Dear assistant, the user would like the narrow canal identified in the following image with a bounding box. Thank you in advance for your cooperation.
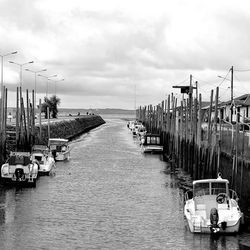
[0,117,249,250]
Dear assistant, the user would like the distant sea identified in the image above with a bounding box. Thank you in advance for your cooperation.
[101,113,136,120]
[58,108,136,121]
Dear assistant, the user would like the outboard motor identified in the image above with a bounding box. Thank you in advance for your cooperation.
[210,208,219,233]
[15,168,25,182]
[52,150,57,160]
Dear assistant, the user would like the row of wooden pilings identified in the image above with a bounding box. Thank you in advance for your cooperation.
[137,90,218,179]
[0,86,44,164]
[136,87,250,222]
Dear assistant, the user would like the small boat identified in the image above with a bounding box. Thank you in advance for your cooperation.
[141,133,163,153]
[137,126,147,138]
[1,152,39,187]
[48,138,70,161]
[31,145,55,175]
[184,174,243,234]
[128,120,136,130]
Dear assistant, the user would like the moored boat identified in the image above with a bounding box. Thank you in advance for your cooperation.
[1,152,39,187]
[184,174,243,234]
[48,138,70,161]
[31,145,55,175]
[141,133,163,153]
[137,125,147,138]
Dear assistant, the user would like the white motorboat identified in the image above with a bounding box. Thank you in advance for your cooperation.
[128,120,136,130]
[1,152,39,187]
[141,133,163,153]
[48,138,70,161]
[31,145,55,175]
[184,174,243,234]
[137,126,147,138]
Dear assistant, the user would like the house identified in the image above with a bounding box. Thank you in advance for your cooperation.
[202,94,250,124]
[220,94,250,123]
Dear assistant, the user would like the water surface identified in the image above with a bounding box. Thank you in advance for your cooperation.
[0,118,249,249]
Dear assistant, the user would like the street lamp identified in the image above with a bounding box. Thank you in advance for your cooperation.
[9,60,34,89]
[25,68,47,108]
[0,51,17,95]
[0,51,17,131]
[217,75,231,81]
[52,78,64,96]
[38,74,57,97]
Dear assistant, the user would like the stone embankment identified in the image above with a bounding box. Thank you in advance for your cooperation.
[36,115,105,145]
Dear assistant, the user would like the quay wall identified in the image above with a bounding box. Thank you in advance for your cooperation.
[3,115,105,159]
[36,115,105,145]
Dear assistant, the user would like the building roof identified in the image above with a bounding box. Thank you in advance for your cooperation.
[201,94,250,110]
[221,94,250,107]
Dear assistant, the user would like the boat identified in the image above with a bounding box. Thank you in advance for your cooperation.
[1,152,39,186]
[128,120,136,130]
[141,133,163,153]
[184,174,243,234]
[137,125,147,138]
[31,145,55,175]
[48,138,70,161]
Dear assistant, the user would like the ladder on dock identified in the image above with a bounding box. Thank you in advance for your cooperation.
[6,128,16,153]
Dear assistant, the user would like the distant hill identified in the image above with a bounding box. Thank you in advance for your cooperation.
[58,108,136,116]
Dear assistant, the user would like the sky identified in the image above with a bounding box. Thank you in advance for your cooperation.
[1,0,250,109]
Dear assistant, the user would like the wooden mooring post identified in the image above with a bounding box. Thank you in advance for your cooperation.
[0,87,37,164]
[0,87,7,164]
[137,87,238,181]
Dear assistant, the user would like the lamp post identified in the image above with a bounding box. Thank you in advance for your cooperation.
[0,51,17,132]
[52,78,64,96]
[38,74,57,98]
[25,68,47,109]
[9,60,34,89]
[218,71,234,121]
[0,51,17,95]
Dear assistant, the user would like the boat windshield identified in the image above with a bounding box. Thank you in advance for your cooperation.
[194,182,210,196]
[50,145,66,152]
[146,136,161,145]
[32,145,49,153]
[194,181,227,196]
[211,182,227,195]
[8,155,31,166]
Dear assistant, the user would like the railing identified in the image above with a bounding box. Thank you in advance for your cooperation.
[229,189,239,200]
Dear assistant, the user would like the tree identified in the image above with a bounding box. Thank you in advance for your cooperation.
[41,95,61,119]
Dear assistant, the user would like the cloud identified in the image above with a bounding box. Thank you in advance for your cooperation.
[2,0,250,109]
[0,0,48,33]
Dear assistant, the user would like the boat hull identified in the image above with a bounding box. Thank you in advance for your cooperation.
[55,151,70,161]
[185,216,241,234]
[38,164,54,175]
[0,176,37,186]
[142,145,163,153]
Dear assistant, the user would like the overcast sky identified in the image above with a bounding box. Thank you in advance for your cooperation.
[1,0,250,109]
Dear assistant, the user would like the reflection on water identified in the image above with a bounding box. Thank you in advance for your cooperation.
[0,118,249,250]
